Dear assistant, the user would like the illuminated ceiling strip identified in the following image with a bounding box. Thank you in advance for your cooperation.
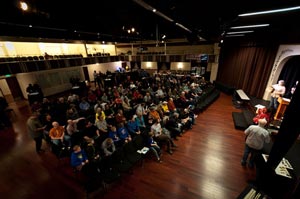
[225,34,245,37]
[175,23,192,33]
[230,24,269,29]
[239,6,300,17]
[227,30,254,34]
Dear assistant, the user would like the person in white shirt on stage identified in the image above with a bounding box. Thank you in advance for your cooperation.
[268,80,286,110]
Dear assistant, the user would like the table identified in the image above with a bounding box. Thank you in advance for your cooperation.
[236,89,250,101]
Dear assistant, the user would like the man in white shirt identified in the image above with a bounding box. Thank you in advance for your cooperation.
[268,80,286,110]
[241,118,270,168]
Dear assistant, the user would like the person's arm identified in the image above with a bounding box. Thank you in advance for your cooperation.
[244,126,251,136]
[96,129,100,137]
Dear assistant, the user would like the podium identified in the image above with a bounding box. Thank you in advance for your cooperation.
[274,97,290,120]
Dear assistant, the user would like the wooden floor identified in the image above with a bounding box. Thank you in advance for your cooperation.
[0,92,256,199]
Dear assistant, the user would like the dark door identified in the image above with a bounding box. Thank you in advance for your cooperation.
[82,66,90,82]
[6,76,23,101]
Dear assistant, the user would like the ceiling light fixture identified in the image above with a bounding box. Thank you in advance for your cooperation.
[230,24,270,29]
[239,6,300,17]
[20,1,28,11]
[226,30,254,35]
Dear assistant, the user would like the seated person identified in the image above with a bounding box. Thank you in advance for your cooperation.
[148,106,161,124]
[66,117,85,145]
[101,138,116,157]
[71,145,99,180]
[49,121,71,149]
[71,145,89,171]
[147,131,162,163]
[95,115,108,135]
[126,114,141,137]
[79,97,91,114]
[108,125,122,147]
[82,120,100,143]
[136,102,148,116]
[180,108,193,130]
[103,103,115,126]
[135,112,147,133]
[83,138,101,163]
[151,119,176,155]
[115,109,127,125]
[161,101,170,115]
[165,114,182,140]
[167,97,178,113]
[117,122,132,144]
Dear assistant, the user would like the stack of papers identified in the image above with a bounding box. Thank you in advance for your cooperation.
[137,147,149,154]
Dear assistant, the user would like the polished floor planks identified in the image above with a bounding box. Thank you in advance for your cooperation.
[0,92,256,199]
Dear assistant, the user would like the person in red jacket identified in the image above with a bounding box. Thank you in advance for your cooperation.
[253,107,270,124]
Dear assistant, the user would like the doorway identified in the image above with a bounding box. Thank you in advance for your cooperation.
[6,77,23,101]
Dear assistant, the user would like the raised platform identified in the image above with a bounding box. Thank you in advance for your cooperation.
[232,110,255,130]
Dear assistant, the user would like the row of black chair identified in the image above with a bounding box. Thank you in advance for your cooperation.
[0,54,83,63]
[51,133,147,194]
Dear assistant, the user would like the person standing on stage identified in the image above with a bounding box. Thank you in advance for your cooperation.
[268,80,286,110]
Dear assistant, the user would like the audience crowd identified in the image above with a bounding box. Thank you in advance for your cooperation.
[28,69,215,190]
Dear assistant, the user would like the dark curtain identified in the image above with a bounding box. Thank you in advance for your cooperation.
[217,42,278,98]
[278,55,300,98]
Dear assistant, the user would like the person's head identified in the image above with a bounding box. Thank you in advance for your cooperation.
[96,107,102,113]
[106,138,113,145]
[258,118,267,127]
[52,121,59,128]
[173,112,179,118]
[152,119,158,124]
[149,131,154,137]
[58,97,64,103]
[31,110,40,118]
[149,106,156,111]
[73,145,81,152]
[45,114,52,121]
[110,125,116,132]
[278,80,285,86]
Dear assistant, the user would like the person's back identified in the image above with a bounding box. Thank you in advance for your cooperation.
[245,124,270,150]
[241,118,270,167]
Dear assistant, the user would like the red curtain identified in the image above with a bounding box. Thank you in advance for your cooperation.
[217,42,278,98]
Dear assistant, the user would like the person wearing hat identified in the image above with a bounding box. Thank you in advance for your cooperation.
[241,118,270,168]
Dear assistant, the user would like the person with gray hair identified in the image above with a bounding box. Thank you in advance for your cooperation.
[241,118,270,168]
[268,80,286,110]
